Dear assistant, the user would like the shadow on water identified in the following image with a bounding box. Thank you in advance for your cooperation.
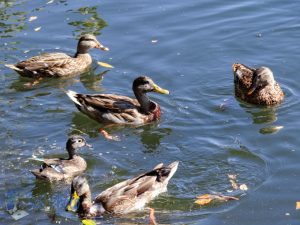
[238,102,278,124]
[68,5,107,36]
[133,124,172,152]
[9,68,110,92]
[0,1,27,38]
[70,112,172,151]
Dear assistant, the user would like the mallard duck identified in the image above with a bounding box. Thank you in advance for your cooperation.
[232,63,284,105]
[66,161,179,217]
[31,135,91,182]
[66,76,170,125]
[5,34,109,78]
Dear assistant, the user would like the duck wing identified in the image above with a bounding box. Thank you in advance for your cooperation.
[67,91,145,124]
[16,53,72,70]
[94,162,179,213]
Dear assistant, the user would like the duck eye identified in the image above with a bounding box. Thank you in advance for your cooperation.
[78,139,82,143]
[140,81,149,85]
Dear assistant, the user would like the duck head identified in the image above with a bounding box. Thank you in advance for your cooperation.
[77,34,109,54]
[132,76,169,95]
[66,135,91,158]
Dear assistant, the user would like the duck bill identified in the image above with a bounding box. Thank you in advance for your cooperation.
[153,83,169,95]
[232,63,239,72]
[247,83,257,95]
[85,143,93,148]
[66,191,80,212]
[96,42,109,51]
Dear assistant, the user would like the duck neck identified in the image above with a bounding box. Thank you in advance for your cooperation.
[75,44,91,57]
[134,89,152,113]
[79,192,93,215]
[66,143,77,159]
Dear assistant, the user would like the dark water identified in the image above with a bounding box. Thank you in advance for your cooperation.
[1,0,300,224]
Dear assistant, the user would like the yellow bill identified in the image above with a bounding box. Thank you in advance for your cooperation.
[152,83,169,95]
[96,42,109,51]
[82,219,96,225]
[66,191,80,212]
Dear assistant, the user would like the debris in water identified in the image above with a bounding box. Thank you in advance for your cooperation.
[28,16,37,22]
[34,27,41,32]
[195,194,239,205]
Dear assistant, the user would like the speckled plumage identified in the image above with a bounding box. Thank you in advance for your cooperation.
[232,63,284,105]
[5,34,108,78]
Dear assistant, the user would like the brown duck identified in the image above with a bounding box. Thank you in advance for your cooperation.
[66,76,170,125]
[31,135,91,182]
[5,34,109,78]
[66,161,179,217]
[232,63,284,105]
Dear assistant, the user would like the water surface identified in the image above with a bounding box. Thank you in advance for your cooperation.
[1,0,300,224]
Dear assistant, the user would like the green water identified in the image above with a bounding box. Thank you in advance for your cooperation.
[1,0,300,224]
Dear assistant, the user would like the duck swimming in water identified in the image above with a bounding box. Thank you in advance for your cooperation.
[66,76,170,125]
[232,63,284,105]
[66,161,179,217]
[31,135,91,182]
[5,34,109,78]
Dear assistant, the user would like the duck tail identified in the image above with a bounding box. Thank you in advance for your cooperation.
[154,161,179,184]
[164,161,179,183]
[66,90,82,106]
[5,64,22,72]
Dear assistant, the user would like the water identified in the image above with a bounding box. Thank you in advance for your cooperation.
[1,0,300,224]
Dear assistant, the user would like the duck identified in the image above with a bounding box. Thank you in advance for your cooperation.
[232,63,284,105]
[66,161,179,217]
[5,34,109,78]
[31,135,91,182]
[66,76,170,125]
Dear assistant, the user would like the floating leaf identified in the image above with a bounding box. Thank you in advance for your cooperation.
[97,61,114,68]
[194,194,213,205]
[296,202,300,210]
[259,126,284,134]
[195,194,238,206]
[34,27,41,32]
[82,219,96,225]
[28,16,37,22]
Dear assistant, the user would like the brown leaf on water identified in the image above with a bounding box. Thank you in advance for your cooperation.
[195,194,239,205]
[296,202,300,210]
[194,194,213,205]
[97,61,114,69]
[28,16,37,22]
